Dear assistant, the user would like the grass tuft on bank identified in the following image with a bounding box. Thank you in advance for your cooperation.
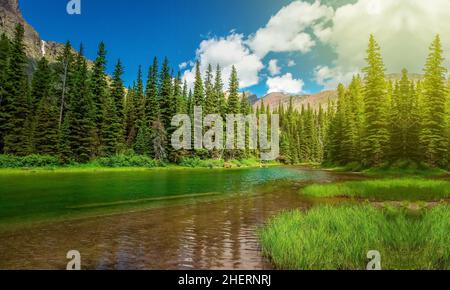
[259,205,450,270]
[301,178,450,201]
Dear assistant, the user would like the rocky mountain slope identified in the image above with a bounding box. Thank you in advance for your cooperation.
[251,73,425,112]
[0,0,66,69]
[252,90,337,112]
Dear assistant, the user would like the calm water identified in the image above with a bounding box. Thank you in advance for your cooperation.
[0,167,359,270]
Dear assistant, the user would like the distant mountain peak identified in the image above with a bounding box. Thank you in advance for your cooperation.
[252,90,337,111]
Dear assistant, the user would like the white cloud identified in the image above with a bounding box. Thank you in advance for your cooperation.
[319,0,450,86]
[287,60,296,67]
[266,73,304,94]
[183,0,450,94]
[268,59,281,76]
[314,65,358,90]
[182,33,264,90]
[248,1,334,58]
[178,62,188,70]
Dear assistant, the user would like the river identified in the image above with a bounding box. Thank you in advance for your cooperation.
[0,167,360,270]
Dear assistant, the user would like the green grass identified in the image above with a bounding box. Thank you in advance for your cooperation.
[259,205,450,270]
[363,167,447,177]
[301,178,450,201]
[0,157,278,175]
[322,160,448,177]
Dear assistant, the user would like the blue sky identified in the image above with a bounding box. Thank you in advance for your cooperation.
[19,0,450,96]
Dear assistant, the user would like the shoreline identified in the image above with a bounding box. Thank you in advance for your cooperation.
[0,163,281,175]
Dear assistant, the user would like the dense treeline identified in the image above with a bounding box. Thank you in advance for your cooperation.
[278,35,450,169]
[0,24,253,165]
[0,24,449,169]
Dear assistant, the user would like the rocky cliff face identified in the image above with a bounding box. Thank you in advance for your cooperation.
[0,0,65,69]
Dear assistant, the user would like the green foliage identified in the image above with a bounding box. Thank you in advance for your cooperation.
[301,178,450,201]
[420,35,448,167]
[227,66,240,114]
[111,60,125,120]
[179,157,225,168]
[0,32,448,169]
[64,45,95,163]
[362,35,390,166]
[145,57,159,123]
[2,24,32,156]
[192,61,204,107]
[325,35,450,169]
[260,205,450,270]
[0,154,60,168]
[95,154,159,168]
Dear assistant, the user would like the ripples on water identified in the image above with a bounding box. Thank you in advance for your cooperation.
[0,167,358,270]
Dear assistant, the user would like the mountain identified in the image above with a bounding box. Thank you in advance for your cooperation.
[251,73,425,112]
[0,0,68,69]
[252,90,337,112]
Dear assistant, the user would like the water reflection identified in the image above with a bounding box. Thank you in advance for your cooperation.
[0,168,360,270]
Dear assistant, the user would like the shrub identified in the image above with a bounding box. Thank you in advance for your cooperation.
[0,155,61,168]
[96,154,159,168]
[179,157,224,168]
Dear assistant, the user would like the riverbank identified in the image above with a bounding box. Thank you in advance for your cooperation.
[259,205,450,270]
[323,164,449,177]
[0,159,279,175]
[259,176,450,270]
[300,178,450,201]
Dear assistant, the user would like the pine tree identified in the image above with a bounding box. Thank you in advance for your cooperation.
[135,66,145,129]
[124,83,138,147]
[204,64,215,114]
[227,66,240,114]
[193,61,204,107]
[56,41,74,129]
[362,35,390,166]
[31,58,52,112]
[347,75,364,162]
[90,42,108,125]
[134,120,151,156]
[158,57,177,161]
[145,57,159,123]
[389,69,420,162]
[175,77,187,114]
[214,64,226,117]
[111,60,125,120]
[420,35,448,167]
[65,45,95,162]
[0,33,10,108]
[31,57,59,154]
[0,33,10,152]
[159,57,176,130]
[178,80,188,114]
[89,42,109,156]
[34,92,59,155]
[152,118,167,161]
[108,60,126,151]
[101,95,122,156]
[3,24,32,156]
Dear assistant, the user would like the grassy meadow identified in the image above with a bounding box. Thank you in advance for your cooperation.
[300,178,450,201]
[259,205,450,270]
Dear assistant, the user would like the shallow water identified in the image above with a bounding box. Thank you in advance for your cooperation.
[0,167,360,270]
